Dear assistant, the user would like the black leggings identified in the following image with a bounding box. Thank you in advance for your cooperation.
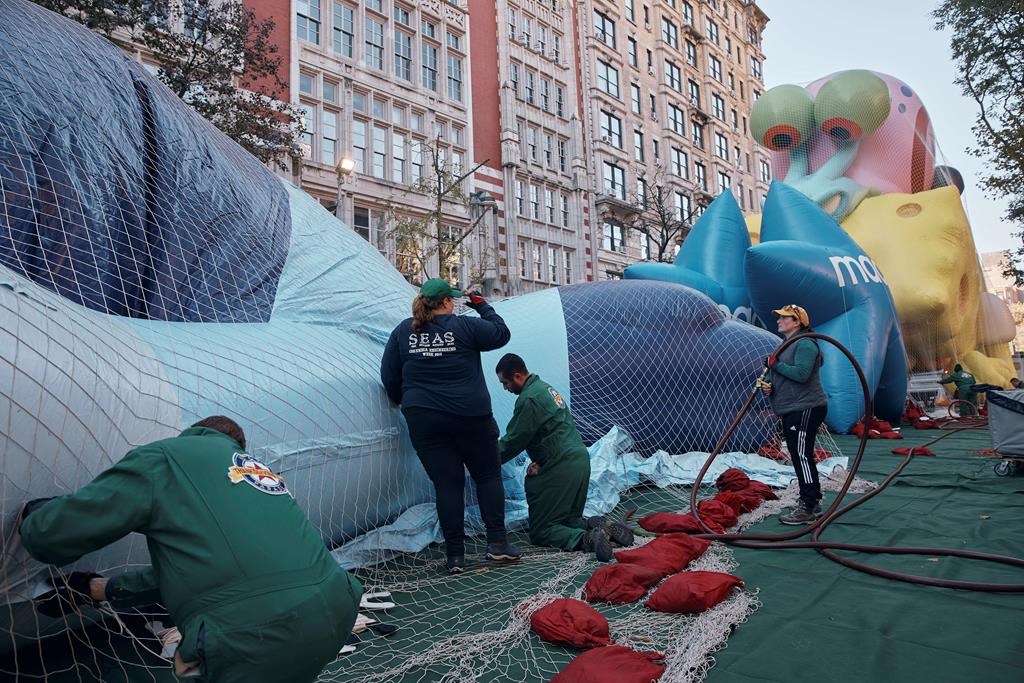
[402,407,507,556]
[781,405,828,509]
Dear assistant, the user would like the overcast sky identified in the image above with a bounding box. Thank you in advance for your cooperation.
[757,0,1015,254]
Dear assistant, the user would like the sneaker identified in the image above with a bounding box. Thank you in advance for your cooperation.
[446,555,466,574]
[779,504,821,526]
[484,542,522,562]
[580,527,614,562]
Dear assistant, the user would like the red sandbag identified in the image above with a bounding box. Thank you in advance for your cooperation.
[584,563,665,605]
[891,446,935,457]
[715,467,750,492]
[645,571,744,614]
[550,645,665,683]
[713,490,762,514]
[697,499,739,528]
[851,418,902,440]
[530,598,611,649]
[742,480,779,501]
[637,512,724,535]
[614,534,711,576]
[912,418,940,430]
[879,430,903,439]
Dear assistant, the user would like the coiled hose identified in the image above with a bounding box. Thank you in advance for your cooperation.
[688,332,1024,592]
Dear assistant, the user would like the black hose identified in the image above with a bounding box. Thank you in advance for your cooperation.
[687,333,1024,592]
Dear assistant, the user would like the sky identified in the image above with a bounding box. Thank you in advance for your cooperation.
[757,0,1016,254]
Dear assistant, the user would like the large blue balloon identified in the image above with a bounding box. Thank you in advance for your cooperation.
[746,182,908,431]
[624,191,755,324]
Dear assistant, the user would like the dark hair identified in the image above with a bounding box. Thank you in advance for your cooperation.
[954,363,963,372]
[495,353,528,378]
[192,415,246,450]
[412,294,448,333]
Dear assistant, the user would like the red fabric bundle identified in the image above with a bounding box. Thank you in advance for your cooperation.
[550,646,665,683]
[742,480,779,501]
[715,467,750,492]
[637,512,724,535]
[614,534,711,576]
[757,438,833,462]
[713,490,762,514]
[891,446,935,457]
[912,418,940,430]
[584,563,665,605]
[851,418,903,440]
[530,598,611,649]
[696,498,739,528]
[645,571,744,614]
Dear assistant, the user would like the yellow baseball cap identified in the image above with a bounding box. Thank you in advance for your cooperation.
[772,304,810,327]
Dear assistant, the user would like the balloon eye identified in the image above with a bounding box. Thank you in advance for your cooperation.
[821,117,863,142]
[764,124,802,151]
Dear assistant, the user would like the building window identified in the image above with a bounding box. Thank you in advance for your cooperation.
[751,57,763,81]
[365,0,382,12]
[394,30,412,80]
[652,138,660,161]
[556,86,566,117]
[606,270,623,281]
[299,73,315,96]
[671,147,688,178]
[602,220,626,252]
[364,17,384,69]
[538,25,547,53]
[558,139,568,172]
[546,189,556,223]
[333,2,353,56]
[422,43,438,90]
[533,243,542,279]
[599,111,622,148]
[323,81,337,103]
[683,1,693,25]
[298,104,314,158]
[422,18,435,38]
[634,130,644,162]
[636,177,646,205]
[447,31,462,51]
[691,121,704,149]
[688,79,701,107]
[351,118,366,172]
[706,18,719,44]
[508,8,517,39]
[712,93,726,120]
[669,104,685,135]
[594,11,616,48]
[510,63,520,96]
[527,127,538,161]
[392,132,405,182]
[353,206,371,241]
[518,241,528,277]
[554,34,562,61]
[715,132,729,160]
[603,162,626,200]
[373,97,386,118]
[541,79,551,111]
[297,0,321,44]
[685,40,697,67]
[530,185,540,219]
[563,249,572,284]
[521,15,531,45]
[625,0,635,22]
[548,246,558,283]
[665,61,682,91]
[447,55,463,101]
[393,4,410,25]
[516,181,526,215]
[628,37,638,67]
[543,134,553,166]
[560,194,569,227]
[525,70,535,104]
[717,171,731,192]
[372,125,386,178]
[322,109,338,164]
[709,55,723,82]
[759,159,771,183]
[661,19,678,48]
[597,60,620,98]
[695,161,706,190]
[631,83,641,114]
[675,191,692,222]
[410,141,423,182]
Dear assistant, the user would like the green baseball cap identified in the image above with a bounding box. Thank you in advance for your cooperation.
[420,278,462,299]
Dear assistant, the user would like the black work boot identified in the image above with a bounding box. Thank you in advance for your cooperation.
[446,555,466,574]
[586,515,634,546]
[580,527,614,562]
[485,541,522,562]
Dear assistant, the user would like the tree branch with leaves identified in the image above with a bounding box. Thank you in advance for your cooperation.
[934,0,1024,285]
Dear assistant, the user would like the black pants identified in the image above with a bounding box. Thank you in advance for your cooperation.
[402,407,507,556]
[780,406,827,509]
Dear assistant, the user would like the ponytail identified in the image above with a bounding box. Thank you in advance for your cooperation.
[412,295,447,333]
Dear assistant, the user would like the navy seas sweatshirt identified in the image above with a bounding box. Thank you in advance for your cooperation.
[380,303,511,416]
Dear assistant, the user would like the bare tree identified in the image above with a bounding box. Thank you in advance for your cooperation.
[381,141,493,285]
[628,172,701,262]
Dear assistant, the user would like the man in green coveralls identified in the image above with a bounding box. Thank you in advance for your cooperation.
[495,354,633,561]
[938,363,978,416]
[19,416,362,683]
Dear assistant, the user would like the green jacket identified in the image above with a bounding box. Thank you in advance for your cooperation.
[498,375,588,466]
[939,369,976,393]
[20,427,353,654]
